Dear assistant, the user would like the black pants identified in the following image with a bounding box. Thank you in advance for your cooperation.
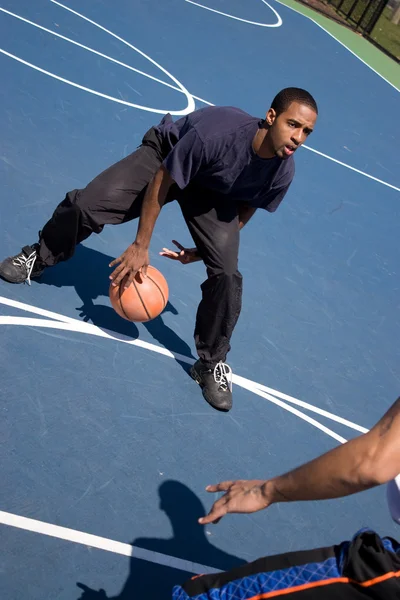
[38,127,242,366]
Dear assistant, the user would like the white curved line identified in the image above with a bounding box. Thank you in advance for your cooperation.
[0,7,210,109]
[234,374,368,433]
[0,315,347,443]
[185,0,282,27]
[0,296,368,442]
[0,8,178,92]
[0,2,194,115]
[0,49,193,115]
[273,0,400,94]
[50,0,194,114]
[238,380,348,443]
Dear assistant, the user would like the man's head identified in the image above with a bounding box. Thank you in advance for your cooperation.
[259,88,318,160]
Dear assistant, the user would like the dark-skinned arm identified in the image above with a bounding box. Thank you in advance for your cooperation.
[200,396,400,524]
[109,165,174,287]
[160,202,257,265]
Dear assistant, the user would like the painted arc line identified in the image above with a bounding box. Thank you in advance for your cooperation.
[0,3,194,116]
[0,314,347,443]
[0,296,368,436]
[0,48,194,115]
[185,0,282,27]
[1,314,350,442]
[0,298,368,433]
[0,510,218,575]
[237,379,348,444]
[1,11,395,189]
[50,0,194,113]
[0,8,179,92]
[0,7,222,108]
[0,314,365,440]
[234,374,369,434]
[0,316,347,444]
[273,0,400,94]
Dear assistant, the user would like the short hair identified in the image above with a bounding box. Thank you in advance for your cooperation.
[271,88,318,116]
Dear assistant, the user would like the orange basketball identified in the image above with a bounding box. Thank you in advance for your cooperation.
[109,265,169,323]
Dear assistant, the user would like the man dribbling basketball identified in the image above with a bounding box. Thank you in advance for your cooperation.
[0,88,318,412]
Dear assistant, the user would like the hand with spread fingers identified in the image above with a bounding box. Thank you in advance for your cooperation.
[160,240,202,265]
[199,479,271,525]
[109,242,149,288]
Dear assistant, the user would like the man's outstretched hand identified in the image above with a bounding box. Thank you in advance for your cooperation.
[109,242,149,288]
[160,240,201,264]
[199,480,271,525]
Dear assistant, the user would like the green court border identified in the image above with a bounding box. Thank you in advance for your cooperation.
[276,0,400,91]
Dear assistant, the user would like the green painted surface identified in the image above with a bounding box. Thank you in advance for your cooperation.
[276,0,400,89]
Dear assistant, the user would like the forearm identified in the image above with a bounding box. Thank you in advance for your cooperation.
[264,397,400,505]
[135,165,173,248]
[264,432,381,505]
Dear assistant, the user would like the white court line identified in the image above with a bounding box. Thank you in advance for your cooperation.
[0,8,178,91]
[237,379,348,443]
[185,93,400,193]
[0,510,218,574]
[185,0,282,27]
[302,145,400,193]
[1,6,398,191]
[0,296,368,442]
[273,0,400,94]
[1,1,195,116]
[0,6,210,109]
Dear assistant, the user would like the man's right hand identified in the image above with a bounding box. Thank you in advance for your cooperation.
[109,242,149,288]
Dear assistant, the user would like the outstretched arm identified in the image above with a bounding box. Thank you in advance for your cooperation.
[200,396,400,524]
[109,166,174,287]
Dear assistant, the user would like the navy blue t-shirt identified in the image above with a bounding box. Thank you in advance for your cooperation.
[155,106,295,212]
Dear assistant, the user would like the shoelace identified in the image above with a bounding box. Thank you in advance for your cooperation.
[12,250,37,286]
[213,361,233,392]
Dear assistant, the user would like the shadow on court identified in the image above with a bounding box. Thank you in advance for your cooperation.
[76,480,245,599]
[37,244,196,371]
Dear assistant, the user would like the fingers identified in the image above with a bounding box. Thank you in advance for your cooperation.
[206,481,235,493]
[172,239,185,251]
[109,263,129,286]
[142,264,148,279]
[197,481,235,526]
[122,270,136,289]
[199,499,227,525]
[109,256,121,268]
[159,248,179,260]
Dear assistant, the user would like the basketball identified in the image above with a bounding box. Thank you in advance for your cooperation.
[109,265,169,322]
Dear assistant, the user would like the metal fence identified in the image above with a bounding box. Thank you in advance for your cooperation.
[320,0,400,62]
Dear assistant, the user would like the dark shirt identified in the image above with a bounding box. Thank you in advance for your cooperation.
[156,106,295,212]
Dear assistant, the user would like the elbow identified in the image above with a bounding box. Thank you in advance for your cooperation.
[356,447,400,488]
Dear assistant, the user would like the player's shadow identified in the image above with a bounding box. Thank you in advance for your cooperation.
[37,244,195,371]
[76,480,245,600]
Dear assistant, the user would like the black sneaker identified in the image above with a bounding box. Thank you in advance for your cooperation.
[190,359,233,412]
[0,245,45,285]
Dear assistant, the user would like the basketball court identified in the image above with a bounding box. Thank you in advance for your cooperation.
[0,1,399,598]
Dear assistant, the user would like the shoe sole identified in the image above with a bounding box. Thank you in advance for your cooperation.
[190,365,232,412]
[0,273,27,284]
[0,268,45,284]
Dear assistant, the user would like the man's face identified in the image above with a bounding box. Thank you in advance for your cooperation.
[264,101,317,159]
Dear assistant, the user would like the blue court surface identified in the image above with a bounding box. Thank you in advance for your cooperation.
[1,1,399,598]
